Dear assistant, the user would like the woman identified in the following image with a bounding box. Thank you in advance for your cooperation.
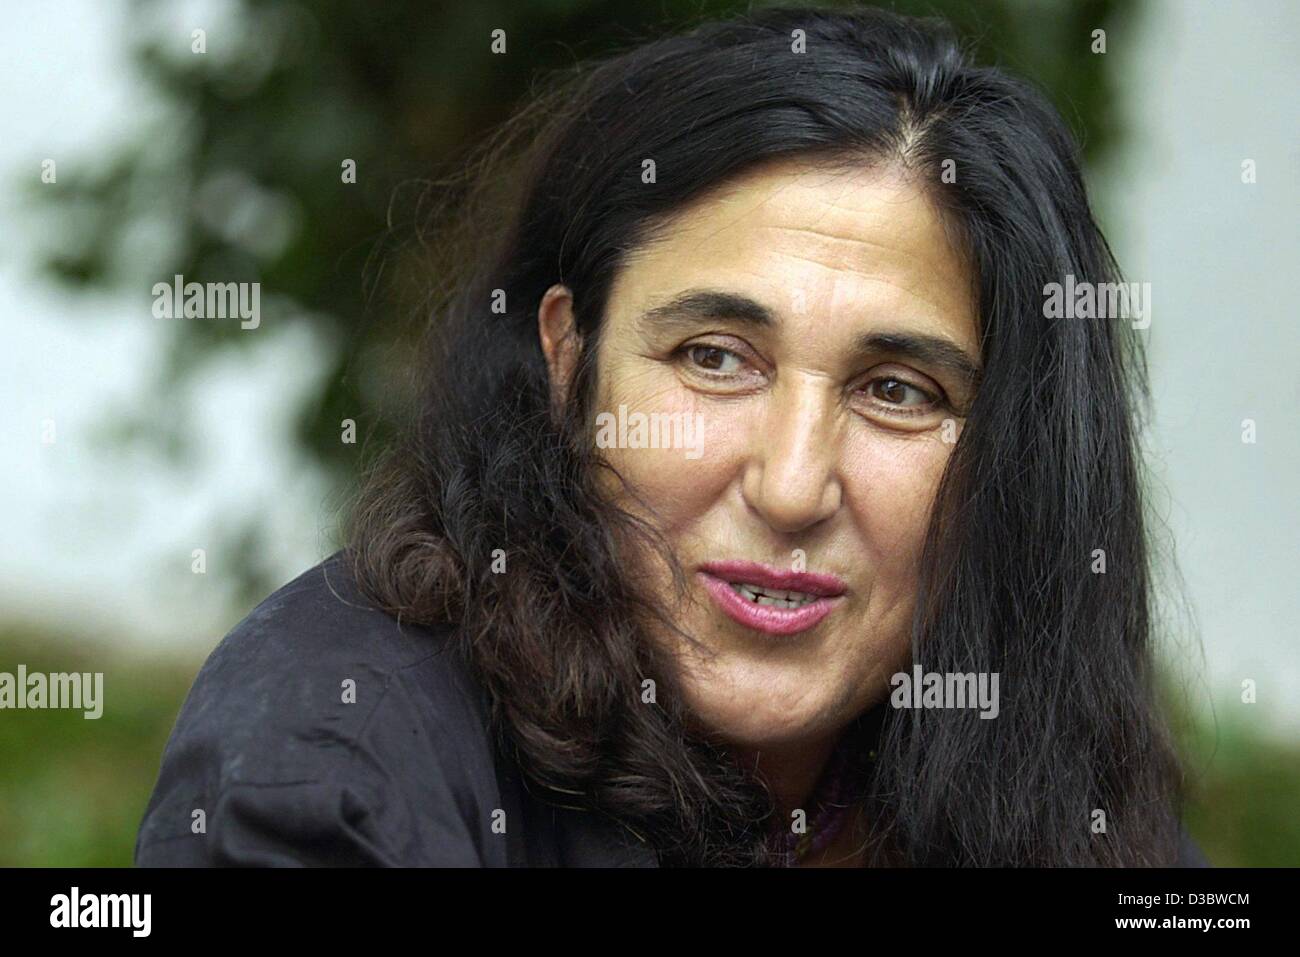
[136,5,1207,867]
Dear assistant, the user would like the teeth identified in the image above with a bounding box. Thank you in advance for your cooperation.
[728,582,818,608]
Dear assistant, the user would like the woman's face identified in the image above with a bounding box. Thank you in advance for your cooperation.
[545,157,980,757]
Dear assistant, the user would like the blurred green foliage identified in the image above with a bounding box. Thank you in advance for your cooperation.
[0,628,194,867]
[1179,714,1300,867]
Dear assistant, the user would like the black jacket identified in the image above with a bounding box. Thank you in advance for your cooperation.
[134,552,1210,868]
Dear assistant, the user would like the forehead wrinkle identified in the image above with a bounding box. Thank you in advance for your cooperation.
[645,155,928,244]
[641,178,938,273]
[763,248,971,325]
[758,221,935,251]
[644,162,893,257]
[749,166,925,229]
[648,177,822,254]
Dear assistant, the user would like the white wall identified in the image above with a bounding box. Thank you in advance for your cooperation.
[1097,0,1300,738]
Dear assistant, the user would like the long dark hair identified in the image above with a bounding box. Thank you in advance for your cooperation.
[345,4,1188,866]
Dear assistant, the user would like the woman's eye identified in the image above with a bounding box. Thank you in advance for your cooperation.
[864,376,939,409]
[684,344,745,375]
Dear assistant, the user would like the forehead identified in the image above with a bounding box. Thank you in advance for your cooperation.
[607,158,977,349]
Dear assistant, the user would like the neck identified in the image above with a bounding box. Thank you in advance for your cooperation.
[729,733,839,820]
[796,802,869,867]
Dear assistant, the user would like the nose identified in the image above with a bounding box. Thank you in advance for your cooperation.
[740,381,843,534]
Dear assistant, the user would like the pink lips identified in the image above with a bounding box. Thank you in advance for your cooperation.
[697,560,846,636]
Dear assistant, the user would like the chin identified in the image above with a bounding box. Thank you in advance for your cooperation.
[682,685,846,750]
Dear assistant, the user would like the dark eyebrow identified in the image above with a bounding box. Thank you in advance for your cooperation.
[855,331,982,384]
[636,287,981,384]
[635,289,775,331]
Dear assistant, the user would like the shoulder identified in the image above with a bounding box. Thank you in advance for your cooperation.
[135,551,507,866]
[162,549,488,752]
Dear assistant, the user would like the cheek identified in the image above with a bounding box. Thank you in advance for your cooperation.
[592,360,729,522]
[838,431,953,579]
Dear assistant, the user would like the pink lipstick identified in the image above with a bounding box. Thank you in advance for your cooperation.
[697,560,846,636]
